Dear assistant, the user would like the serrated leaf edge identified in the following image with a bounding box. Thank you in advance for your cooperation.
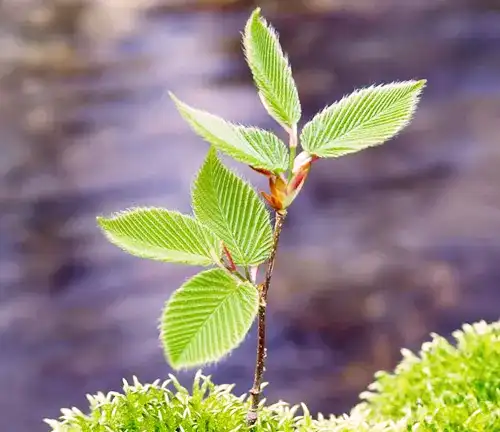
[170,92,289,173]
[191,148,273,266]
[301,80,426,158]
[160,268,258,369]
[97,207,223,266]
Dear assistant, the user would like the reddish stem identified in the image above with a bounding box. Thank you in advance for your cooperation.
[223,244,237,272]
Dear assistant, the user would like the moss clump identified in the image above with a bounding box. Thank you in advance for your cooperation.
[46,321,500,431]
[357,320,500,431]
[45,371,334,431]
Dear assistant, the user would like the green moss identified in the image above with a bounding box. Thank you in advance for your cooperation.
[357,320,500,431]
[45,371,335,431]
[46,321,500,431]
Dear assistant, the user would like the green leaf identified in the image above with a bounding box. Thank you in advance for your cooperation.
[97,208,222,266]
[161,268,258,369]
[192,149,273,266]
[170,93,288,173]
[301,80,426,158]
[243,8,301,129]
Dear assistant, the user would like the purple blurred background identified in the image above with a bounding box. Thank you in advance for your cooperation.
[1,0,500,430]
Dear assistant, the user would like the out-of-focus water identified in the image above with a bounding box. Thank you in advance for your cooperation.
[1,1,500,430]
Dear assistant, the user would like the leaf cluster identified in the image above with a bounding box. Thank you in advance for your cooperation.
[46,320,500,431]
[98,148,270,370]
[97,7,425,371]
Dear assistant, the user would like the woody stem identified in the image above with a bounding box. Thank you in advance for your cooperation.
[246,210,287,426]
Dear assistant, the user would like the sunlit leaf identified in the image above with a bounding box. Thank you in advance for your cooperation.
[97,208,222,266]
[243,8,301,129]
[171,93,288,173]
[301,80,426,158]
[192,148,273,266]
[161,268,258,369]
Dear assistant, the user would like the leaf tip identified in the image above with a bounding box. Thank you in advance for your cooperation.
[249,7,262,22]
[96,215,109,229]
[168,91,183,108]
[408,79,427,97]
[416,79,427,88]
[245,7,268,41]
[410,79,427,103]
[167,357,182,371]
[164,352,183,371]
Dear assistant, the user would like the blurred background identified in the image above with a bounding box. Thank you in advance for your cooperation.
[1,0,500,430]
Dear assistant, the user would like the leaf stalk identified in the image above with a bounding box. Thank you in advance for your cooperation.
[287,125,298,181]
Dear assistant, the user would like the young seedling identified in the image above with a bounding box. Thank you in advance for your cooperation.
[97,8,425,427]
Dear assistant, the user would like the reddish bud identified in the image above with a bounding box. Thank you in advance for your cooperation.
[250,166,273,177]
[292,151,312,174]
[267,175,289,211]
[222,244,236,272]
[261,191,282,211]
[260,155,317,211]
[289,168,308,192]
[283,163,310,208]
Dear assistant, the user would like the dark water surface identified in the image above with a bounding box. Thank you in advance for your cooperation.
[1,2,500,430]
